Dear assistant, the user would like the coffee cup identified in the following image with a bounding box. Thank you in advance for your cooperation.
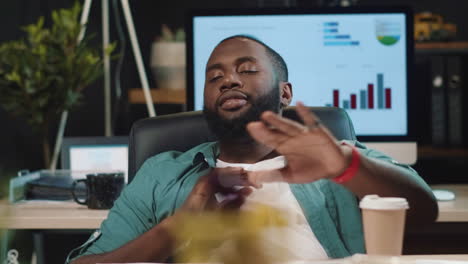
[359,194,409,256]
[71,172,125,209]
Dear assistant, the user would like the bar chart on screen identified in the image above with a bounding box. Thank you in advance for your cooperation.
[316,64,406,136]
[323,21,360,46]
[325,73,393,110]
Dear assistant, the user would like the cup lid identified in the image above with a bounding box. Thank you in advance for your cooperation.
[359,194,409,210]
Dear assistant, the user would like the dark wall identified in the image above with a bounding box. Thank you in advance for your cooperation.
[0,0,467,176]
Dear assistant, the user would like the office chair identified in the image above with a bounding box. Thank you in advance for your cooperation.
[128,107,356,182]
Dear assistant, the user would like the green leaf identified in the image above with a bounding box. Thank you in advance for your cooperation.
[0,0,118,135]
[5,72,20,83]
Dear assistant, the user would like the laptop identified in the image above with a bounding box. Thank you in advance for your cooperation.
[61,136,129,182]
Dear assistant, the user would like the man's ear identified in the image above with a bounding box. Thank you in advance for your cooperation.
[280,82,292,108]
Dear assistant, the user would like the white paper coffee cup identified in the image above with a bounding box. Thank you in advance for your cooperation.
[359,195,409,256]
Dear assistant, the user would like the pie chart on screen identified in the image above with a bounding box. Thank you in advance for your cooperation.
[376,20,401,46]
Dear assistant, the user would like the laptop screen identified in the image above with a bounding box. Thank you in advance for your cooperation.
[69,145,128,182]
[61,137,129,182]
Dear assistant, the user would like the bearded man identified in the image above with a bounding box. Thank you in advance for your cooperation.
[70,35,437,264]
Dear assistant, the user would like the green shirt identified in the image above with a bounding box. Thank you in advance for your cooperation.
[75,140,431,260]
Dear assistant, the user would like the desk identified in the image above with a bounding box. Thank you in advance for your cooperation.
[1,185,468,263]
[86,255,468,263]
[1,184,468,230]
[0,200,108,264]
[431,184,468,222]
[348,254,468,263]
[354,254,468,262]
[401,255,468,261]
[0,200,108,229]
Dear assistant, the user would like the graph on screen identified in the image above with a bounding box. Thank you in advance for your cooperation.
[325,73,393,110]
[190,11,409,136]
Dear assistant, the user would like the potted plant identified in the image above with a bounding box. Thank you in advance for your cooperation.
[0,2,114,168]
[150,24,186,90]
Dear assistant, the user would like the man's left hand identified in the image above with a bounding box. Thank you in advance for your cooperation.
[246,102,352,185]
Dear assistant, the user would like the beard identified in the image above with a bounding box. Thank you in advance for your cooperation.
[203,86,281,143]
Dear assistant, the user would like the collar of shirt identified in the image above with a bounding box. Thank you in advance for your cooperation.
[192,141,219,168]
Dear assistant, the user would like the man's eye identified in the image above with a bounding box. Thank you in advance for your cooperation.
[210,76,222,82]
[240,70,257,74]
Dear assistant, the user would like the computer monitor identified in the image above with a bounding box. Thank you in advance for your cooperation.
[61,136,129,182]
[186,6,417,164]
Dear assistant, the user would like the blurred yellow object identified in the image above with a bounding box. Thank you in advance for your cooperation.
[414,12,457,42]
[170,204,288,264]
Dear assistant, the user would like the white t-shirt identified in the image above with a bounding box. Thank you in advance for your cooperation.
[213,156,329,261]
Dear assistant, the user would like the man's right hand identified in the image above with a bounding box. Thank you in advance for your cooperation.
[178,167,254,213]
[71,167,254,264]
[157,167,254,258]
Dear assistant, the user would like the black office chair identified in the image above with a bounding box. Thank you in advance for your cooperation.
[128,107,356,183]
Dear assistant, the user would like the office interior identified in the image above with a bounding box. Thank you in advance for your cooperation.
[0,0,467,263]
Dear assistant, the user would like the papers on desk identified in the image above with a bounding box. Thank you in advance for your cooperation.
[9,170,87,202]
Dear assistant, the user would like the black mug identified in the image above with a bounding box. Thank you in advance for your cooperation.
[71,172,125,209]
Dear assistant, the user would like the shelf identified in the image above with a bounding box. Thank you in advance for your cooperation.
[418,146,468,158]
[128,88,186,105]
[415,41,468,49]
[415,41,468,54]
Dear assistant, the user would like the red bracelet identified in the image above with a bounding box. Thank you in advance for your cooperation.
[331,143,360,184]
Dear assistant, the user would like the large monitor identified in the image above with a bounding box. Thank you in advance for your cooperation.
[186,7,417,164]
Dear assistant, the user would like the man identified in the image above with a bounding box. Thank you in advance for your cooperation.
[70,35,437,264]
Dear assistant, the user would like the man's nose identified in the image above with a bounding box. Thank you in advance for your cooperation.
[220,73,242,91]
